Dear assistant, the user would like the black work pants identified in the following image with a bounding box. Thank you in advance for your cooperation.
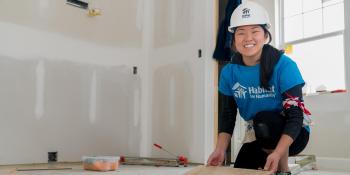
[233,111,309,169]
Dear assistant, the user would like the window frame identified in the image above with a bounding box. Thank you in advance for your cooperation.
[276,0,347,94]
[279,0,345,46]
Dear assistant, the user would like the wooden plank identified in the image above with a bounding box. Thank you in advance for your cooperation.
[214,0,219,147]
[184,165,272,175]
[16,167,72,171]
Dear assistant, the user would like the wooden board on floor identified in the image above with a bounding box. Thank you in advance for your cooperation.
[184,165,272,175]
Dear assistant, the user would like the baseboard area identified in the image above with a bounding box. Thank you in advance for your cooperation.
[316,157,350,172]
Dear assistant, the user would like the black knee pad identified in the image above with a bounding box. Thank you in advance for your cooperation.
[254,123,271,140]
[253,111,285,149]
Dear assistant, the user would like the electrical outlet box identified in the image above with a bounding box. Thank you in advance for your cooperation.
[48,152,58,162]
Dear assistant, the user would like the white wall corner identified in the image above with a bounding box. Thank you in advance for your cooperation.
[344,0,350,91]
[203,0,217,164]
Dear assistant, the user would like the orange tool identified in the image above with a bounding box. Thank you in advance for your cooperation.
[331,89,347,93]
[153,143,188,167]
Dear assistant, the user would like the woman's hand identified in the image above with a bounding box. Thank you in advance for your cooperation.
[264,151,282,173]
[206,148,225,166]
[264,134,293,172]
[207,133,231,166]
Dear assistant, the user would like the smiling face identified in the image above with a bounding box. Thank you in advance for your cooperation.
[234,25,268,65]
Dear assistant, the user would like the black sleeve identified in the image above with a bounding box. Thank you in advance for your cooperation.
[218,92,237,135]
[282,84,304,140]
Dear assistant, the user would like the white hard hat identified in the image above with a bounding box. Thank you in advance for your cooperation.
[228,1,271,33]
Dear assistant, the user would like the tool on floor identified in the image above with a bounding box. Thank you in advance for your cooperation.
[120,143,189,167]
[120,156,181,167]
[153,143,188,167]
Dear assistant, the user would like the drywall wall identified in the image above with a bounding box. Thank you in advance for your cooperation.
[147,0,213,162]
[302,94,350,158]
[0,56,141,164]
[0,0,216,164]
[0,17,143,163]
[0,0,143,48]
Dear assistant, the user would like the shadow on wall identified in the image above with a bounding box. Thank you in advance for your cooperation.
[0,55,141,164]
[151,62,193,158]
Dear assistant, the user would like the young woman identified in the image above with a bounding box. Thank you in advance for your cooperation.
[207,1,311,175]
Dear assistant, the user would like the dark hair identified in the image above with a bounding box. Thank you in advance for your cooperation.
[232,25,284,89]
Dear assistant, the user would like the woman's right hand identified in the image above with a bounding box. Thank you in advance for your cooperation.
[206,148,225,166]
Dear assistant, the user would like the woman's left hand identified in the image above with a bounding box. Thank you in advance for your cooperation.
[264,151,281,173]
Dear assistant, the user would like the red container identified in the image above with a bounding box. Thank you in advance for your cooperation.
[82,156,120,171]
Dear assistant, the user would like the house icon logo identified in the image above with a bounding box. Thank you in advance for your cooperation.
[232,82,247,99]
[242,8,251,18]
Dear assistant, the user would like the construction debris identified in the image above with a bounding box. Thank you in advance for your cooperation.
[288,155,317,174]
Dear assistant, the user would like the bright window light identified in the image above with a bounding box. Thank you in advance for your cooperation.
[281,0,345,94]
[286,35,345,93]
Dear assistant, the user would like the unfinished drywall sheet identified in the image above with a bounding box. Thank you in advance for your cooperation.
[0,0,143,48]
[150,60,205,163]
[154,0,192,48]
[151,62,193,157]
[149,0,206,163]
[0,0,146,163]
[0,56,142,164]
[0,0,211,164]
[0,56,37,164]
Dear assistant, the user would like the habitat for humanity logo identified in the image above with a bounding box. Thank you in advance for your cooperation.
[232,83,248,99]
[242,8,251,18]
[232,82,276,99]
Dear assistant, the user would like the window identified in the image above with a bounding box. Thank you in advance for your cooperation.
[279,0,345,94]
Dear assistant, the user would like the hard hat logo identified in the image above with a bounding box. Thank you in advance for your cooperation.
[228,1,271,33]
[242,8,251,18]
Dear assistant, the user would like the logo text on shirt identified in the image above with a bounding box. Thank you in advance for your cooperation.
[232,83,276,99]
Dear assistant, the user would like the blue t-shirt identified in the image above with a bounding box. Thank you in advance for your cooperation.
[219,54,305,121]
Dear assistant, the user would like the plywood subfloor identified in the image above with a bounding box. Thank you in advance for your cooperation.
[0,163,349,175]
[184,165,272,175]
[0,163,193,175]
